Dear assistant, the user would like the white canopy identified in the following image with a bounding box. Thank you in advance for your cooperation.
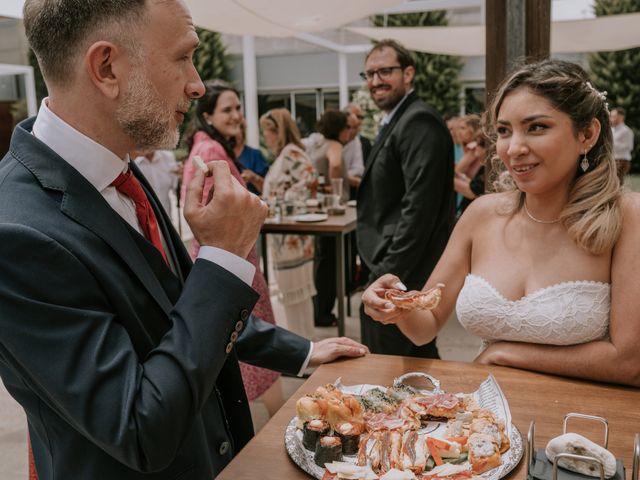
[349,12,640,56]
[185,0,402,37]
[0,0,23,19]
[2,0,401,35]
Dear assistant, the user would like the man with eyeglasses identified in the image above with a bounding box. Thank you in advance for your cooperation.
[356,39,455,358]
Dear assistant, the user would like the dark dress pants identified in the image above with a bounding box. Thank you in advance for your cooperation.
[314,236,338,326]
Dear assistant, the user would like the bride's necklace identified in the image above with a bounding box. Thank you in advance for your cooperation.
[523,202,561,224]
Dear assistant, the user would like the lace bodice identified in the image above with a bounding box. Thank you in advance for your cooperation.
[456,274,610,347]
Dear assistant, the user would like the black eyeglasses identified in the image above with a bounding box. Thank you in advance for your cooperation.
[359,66,403,81]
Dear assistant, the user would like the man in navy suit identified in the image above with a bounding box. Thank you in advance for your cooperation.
[0,1,367,478]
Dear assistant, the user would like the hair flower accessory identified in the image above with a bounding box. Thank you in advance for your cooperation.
[586,81,609,111]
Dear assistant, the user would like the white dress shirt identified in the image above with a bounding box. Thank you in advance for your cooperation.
[380,88,414,127]
[342,136,364,177]
[32,99,255,285]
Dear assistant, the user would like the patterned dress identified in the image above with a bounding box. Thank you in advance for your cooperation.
[262,144,318,339]
[181,131,280,401]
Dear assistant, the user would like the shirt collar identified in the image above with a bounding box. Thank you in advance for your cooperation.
[381,88,414,126]
[32,98,128,192]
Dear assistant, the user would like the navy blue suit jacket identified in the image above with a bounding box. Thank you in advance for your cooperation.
[0,118,309,479]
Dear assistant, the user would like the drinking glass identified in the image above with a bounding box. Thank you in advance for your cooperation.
[330,178,343,203]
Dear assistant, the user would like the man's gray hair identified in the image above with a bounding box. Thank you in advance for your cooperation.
[23,0,148,87]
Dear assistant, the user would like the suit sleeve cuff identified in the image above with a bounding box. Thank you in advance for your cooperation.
[296,342,314,377]
[197,246,256,286]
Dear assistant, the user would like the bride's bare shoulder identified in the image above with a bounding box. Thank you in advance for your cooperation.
[458,191,517,225]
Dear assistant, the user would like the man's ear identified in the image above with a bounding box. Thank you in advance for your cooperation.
[403,65,415,88]
[84,41,126,100]
[580,117,602,151]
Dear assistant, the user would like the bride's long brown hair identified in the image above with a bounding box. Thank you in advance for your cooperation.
[487,59,622,255]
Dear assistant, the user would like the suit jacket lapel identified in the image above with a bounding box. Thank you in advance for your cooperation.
[13,121,173,315]
[362,91,418,181]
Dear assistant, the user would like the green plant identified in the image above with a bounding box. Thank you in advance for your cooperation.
[351,87,382,141]
[193,28,232,82]
[180,28,233,141]
[588,0,640,170]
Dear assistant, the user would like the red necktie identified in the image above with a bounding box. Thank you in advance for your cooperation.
[111,169,168,264]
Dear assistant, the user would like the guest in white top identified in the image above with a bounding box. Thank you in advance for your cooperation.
[363,59,640,387]
[134,150,180,216]
[610,107,634,178]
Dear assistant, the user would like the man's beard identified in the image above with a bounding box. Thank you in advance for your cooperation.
[371,84,406,112]
[115,66,182,151]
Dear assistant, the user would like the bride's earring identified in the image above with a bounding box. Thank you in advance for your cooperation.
[580,150,589,172]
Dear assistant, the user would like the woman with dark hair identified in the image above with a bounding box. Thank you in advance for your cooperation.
[181,80,284,415]
[304,109,352,204]
[363,59,640,387]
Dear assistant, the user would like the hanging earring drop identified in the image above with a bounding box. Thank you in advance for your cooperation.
[580,150,589,172]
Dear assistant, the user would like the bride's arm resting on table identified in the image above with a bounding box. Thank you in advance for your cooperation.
[475,194,640,387]
[362,196,485,345]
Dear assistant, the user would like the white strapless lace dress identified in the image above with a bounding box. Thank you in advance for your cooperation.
[456,274,610,349]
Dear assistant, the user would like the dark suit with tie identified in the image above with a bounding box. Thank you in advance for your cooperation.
[0,118,310,479]
[360,135,372,169]
[357,91,455,357]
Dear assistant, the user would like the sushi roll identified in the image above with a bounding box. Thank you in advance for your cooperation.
[302,419,330,451]
[314,436,343,467]
[334,421,365,455]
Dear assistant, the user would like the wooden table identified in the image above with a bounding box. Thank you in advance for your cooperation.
[219,355,640,479]
[260,207,357,336]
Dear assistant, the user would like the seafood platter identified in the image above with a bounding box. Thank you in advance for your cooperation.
[285,373,523,480]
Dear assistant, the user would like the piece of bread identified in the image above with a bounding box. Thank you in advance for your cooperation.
[193,155,208,174]
[545,433,617,478]
[470,417,510,454]
[468,433,502,474]
[384,283,444,311]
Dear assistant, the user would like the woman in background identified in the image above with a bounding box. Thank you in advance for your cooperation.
[303,109,352,204]
[454,130,489,213]
[181,80,284,416]
[260,108,317,339]
[303,109,354,327]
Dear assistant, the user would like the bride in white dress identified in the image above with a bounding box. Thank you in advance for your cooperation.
[362,59,640,387]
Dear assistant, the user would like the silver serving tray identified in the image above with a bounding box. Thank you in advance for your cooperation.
[284,377,524,479]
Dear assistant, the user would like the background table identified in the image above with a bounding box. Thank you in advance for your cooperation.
[219,355,640,479]
[260,207,357,336]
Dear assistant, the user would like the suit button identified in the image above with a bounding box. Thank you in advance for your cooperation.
[230,331,239,343]
[219,441,230,456]
[240,309,249,321]
[225,342,233,354]
[235,321,244,332]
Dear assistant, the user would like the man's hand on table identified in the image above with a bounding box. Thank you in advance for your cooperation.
[308,337,369,368]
